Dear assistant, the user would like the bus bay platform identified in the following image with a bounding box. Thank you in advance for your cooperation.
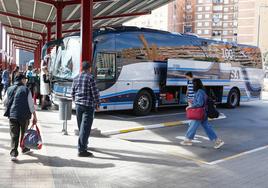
[0,100,268,188]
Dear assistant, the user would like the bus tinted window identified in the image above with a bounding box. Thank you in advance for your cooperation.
[96,53,116,80]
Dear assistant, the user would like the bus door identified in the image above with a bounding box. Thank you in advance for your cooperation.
[95,52,117,111]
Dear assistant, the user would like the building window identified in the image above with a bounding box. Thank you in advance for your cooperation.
[197,30,202,34]
[198,7,203,11]
[197,14,203,19]
[198,0,203,3]
[205,22,210,26]
[205,6,211,11]
[213,0,223,3]
[223,15,228,20]
[186,5,192,9]
[184,26,193,33]
[213,5,223,11]
[204,30,210,34]
[197,22,202,27]
[186,15,192,19]
[223,30,228,35]
[224,0,229,4]
[205,14,210,19]
[223,23,228,27]
[224,7,228,12]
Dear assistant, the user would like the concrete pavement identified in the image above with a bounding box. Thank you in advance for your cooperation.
[0,101,268,188]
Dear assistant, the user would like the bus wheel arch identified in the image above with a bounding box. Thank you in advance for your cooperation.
[227,87,240,108]
[133,88,156,116]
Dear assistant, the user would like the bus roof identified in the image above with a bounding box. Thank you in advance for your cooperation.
[64,26,258,49]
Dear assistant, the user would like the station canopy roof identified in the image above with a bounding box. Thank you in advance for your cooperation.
[0,0,174,45]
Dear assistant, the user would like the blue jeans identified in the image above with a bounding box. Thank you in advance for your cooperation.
[185,117,218,141]
[76,104,94,152]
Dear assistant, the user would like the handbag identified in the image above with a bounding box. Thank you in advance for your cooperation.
[186,107,206,120]
[21,124,42,150]
[3,86,19,117]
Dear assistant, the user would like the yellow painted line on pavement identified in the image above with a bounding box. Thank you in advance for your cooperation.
[120,127,145,133]
[102,114,226,136]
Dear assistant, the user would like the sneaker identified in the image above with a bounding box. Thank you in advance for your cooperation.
[214,139,225,149]
[22,148,31,154]
[11,156,17,161]
[78,151,93,157]
[180,139,193,146]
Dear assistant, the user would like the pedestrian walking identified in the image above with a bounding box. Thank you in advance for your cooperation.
[185,71,194,104]
[180,78,224,149]
[11,66,20,85]
[71,61,100,157]
[2,68,10,96]
[3,74,37,161]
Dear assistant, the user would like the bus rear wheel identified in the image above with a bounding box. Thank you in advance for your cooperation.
[133,90,153,116]
[227,88,240,108]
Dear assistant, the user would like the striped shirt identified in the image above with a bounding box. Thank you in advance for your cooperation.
[71,72,100,108]
[187,80,195,100]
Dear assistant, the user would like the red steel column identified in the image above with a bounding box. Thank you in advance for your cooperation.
[5,32,7,69]
[81,0,93,70]
[46,23,52,54]
[56,5,63,40]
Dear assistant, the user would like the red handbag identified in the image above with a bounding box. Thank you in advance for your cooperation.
[186,107,205,120]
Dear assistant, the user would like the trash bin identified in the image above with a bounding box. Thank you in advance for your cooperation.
[58,97,72,135]
[58,97,72,120]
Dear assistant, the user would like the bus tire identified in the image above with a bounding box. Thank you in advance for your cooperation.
[227,88,240,108]
[133,90,153,116]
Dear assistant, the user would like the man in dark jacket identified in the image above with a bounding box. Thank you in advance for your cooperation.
[4,74,37,161]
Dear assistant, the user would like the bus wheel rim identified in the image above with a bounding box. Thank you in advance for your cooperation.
[138,96,149,110]
[230,93,238,106]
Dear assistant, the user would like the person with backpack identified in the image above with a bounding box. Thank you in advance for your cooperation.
[180,78,224,149]
[185,72,194,104]
[3,74,37,161]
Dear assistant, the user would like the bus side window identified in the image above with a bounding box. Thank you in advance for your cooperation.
[96,52,116,80]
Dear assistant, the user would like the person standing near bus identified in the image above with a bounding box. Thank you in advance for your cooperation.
[71,61,100,157]
[2,68,10,96]
[180,78,224,149]
[185,72,194,104]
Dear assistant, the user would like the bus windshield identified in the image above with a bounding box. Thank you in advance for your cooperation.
[52,36,80,80]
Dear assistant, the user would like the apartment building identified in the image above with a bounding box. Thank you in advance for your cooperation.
[168,0,196,33]
[237,0,268,53]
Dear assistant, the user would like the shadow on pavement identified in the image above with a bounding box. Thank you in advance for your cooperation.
[91,147,198,168]
[15,153,115,169]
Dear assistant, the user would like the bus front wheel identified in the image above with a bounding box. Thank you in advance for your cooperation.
[227,88,240,108]
[134,90,153,116]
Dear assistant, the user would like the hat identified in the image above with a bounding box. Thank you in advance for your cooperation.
[15,74,26,82]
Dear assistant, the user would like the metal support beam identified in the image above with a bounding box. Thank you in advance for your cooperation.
[7,33,40,42]
[12,42,37,49]
[14,44,36,51]
[0,11,47,25]
[60,11,151,25]
[2,24,43,36]
[81,0,93,70]
[10,38,38,45]
[51,29,80,35]
[15,47,35,53]
[56,4,63,40]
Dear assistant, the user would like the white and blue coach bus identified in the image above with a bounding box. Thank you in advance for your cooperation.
[46,26,264,115]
